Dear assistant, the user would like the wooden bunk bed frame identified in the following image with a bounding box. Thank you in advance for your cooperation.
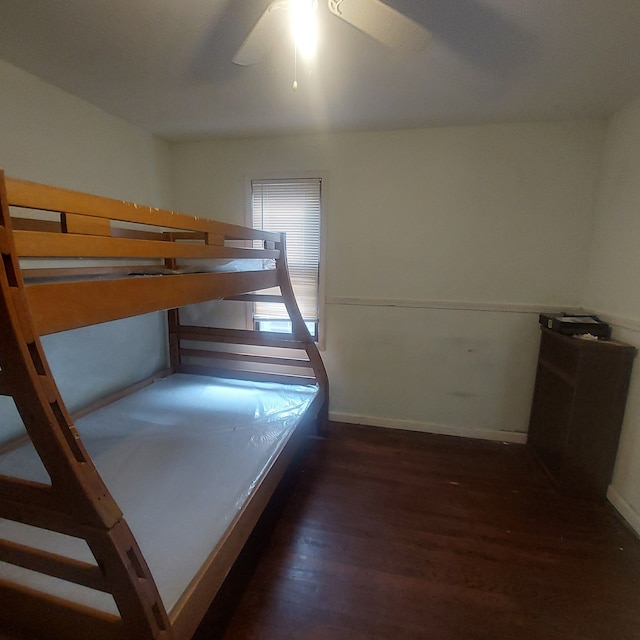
[0,170,328,640]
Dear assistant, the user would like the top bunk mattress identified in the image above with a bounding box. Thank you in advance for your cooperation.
[21,257,277,284]
[0,373,318,616]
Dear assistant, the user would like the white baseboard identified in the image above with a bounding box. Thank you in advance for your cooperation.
[607,485,640,536]
[329,411,528,444]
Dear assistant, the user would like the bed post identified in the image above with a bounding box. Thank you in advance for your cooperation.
[275,233,329,432]
[164,236,181,374]
[167,308,181,372]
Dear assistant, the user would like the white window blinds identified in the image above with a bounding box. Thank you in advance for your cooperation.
[251,178,321,323]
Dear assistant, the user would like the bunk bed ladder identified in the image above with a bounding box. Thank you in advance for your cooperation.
[0,171,174,640]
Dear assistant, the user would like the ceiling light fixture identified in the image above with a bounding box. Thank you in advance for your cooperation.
[289,0,318,89]
[290,0,318,60]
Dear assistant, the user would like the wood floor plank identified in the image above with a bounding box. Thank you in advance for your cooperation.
[197,423,640,640]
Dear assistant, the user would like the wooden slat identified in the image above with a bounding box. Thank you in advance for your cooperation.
[6,176,281,243]
[25,270,280,335]
[22,265,167,281]
[179,348,313,369]
[0,580,123,640]
[224,294,285,303]
[0,370,10,395]
[179,363,316,386]
[111,226,166,241]
[14,230,279,260]
[0,478,111,542]
[0,496,94,540]
[10,217,62,233]
[0,539,107,593]
[178,326,306,350]
[62,213,111,237]
[0,475,56,512]
[163,231,206,241]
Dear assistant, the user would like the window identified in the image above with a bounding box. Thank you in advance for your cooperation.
[251,178,322,340]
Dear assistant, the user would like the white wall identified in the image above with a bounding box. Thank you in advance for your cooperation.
[0,60,171,441]
[0,60,171,204]
[171,121,605,440]
[585,97,640,532]
[2,54,635,527]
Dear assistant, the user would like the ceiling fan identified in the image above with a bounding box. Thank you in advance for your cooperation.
[232,0,431,67]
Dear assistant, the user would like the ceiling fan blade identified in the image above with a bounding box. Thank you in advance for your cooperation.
[328,0,430,52]
[232,1,287,66]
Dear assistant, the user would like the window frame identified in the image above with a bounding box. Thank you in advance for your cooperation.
[245,172,327,349]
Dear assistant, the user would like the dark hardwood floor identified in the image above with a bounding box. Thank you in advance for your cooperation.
[196,422,640,640]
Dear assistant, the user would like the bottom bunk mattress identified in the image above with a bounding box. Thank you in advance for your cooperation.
[0,373,318,616]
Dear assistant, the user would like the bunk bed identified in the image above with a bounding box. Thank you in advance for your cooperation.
[0,170,328,640]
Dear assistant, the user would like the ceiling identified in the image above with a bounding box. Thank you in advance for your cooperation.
[1,0,640,141]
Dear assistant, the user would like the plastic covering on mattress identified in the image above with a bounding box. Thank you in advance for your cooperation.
[0,374,317,616]
[129,258,276,275]
[20,257,276,283]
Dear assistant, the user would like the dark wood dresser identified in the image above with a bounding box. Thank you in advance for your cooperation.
[527,327,636,497]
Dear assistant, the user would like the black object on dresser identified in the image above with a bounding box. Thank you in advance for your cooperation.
[528,327,636,497]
